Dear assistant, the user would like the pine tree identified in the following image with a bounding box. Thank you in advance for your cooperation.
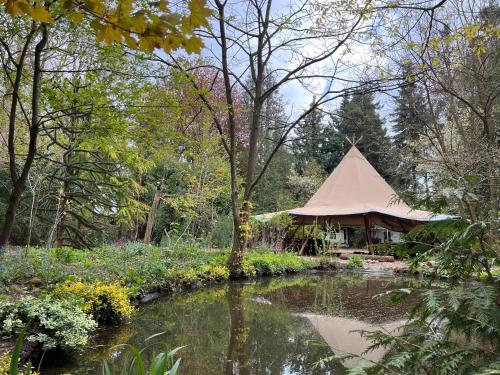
[292,107,324,174]
[293,108,344,174]
[252,77,296,212]
[334,94,395,181]
[318,120,345,174]
[391,76,428,193]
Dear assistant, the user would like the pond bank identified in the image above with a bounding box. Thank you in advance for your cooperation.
[0,245,340,362]
[42,272,423,374]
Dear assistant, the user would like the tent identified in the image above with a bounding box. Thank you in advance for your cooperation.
[256,145,455,247]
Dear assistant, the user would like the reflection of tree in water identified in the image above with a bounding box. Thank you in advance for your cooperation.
[225,283,250,375]
[225,283,343,375]
[42,274,421,374]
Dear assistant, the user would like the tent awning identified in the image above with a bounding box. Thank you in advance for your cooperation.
[254,146,458,231]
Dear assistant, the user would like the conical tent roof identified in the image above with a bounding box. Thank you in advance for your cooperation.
[290,146,451,228]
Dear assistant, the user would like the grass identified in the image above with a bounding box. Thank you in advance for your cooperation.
[0,243,338,358]
[0,243,335,298]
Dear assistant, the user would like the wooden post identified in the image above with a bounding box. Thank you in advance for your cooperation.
[299,238,309,256]
[363,215,373,254]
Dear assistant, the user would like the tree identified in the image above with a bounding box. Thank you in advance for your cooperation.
[293,108,325,173]
[0,0,211,246]
[379,0,499,247]
[1,0,210,54]
[391,69,429,197]
[164,0,394,277]
[334,94,395,181]
[293,108,344,175]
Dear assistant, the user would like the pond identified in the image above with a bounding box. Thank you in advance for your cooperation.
[43,272,423,374]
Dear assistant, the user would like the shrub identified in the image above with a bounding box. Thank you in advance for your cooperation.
[49,247,77,263]
[54,281,134,324]
[242,252,311,276]
[370,243,395,256]
[346,255,364,269]
[197,264,230,282]
[0,296,96,350]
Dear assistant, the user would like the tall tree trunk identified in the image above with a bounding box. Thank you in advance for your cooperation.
[0,26,47,247]
[144,181,162,245]
[485,115,498,251]
[55,190,68,248]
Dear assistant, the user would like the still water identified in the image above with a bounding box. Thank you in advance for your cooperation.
[44,272,420,374]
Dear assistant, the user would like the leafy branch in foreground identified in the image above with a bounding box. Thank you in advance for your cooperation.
[406,220,498,281]
[351,285,500,375]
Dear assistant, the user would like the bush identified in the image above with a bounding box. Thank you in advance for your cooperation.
[53,281,134,324]
[0,296,96,350]
[370,243,395,256]
[346,255,364,269]
[242,252,312,276]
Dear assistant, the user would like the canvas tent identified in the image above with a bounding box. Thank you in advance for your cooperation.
[255,145,455,246]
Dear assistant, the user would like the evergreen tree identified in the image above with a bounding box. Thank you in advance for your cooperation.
[293,108,344,174]
[391,75,428,193]
[292,107,324,174]
[252,77,296,212]
[317,120,345,174]
[334,94,395,181]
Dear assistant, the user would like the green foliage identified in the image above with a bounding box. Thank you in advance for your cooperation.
[102,344,182,375]
[0,325,38,375]
[370,242,425,259]
[0,296,96,350]
[209,214,234,249]
[243,252,312,276]
[370,243,395,256]
[352,285,500,375]
[406,220,497,280]
[0,245,316,296]
[53,281,135,324]
[345,219,500,374]
[346,255,364,269]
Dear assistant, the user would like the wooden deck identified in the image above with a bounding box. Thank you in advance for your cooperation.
[327,248,370,256]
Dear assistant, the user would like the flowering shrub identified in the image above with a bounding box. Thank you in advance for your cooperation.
[0,296,96,350]
[197,264,230,281]
[54,281,134,324]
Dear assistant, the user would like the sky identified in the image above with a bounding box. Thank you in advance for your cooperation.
[200,0,399,133]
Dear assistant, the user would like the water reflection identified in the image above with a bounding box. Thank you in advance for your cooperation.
[43,272,419,374]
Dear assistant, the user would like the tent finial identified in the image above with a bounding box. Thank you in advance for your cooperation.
[346,135,363,146]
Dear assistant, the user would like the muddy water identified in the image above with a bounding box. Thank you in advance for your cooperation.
[43,272,423,374]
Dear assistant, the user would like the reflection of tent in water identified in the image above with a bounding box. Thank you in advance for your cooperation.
[300,313,404,369]
[255,144,456,254]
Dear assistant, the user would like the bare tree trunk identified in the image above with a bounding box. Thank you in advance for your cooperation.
[55,190,68,248]
[144,181,162,245]
[485,115,498,251]
[0,26,47,247]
